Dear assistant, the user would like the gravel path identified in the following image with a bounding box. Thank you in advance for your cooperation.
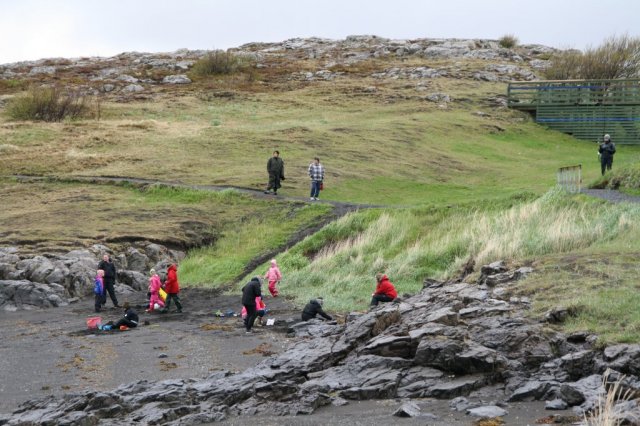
[582,188,640,203]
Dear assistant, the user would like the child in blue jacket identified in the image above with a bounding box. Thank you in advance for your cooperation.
[94,269,105,312]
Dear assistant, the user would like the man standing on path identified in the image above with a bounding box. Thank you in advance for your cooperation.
[264,150,285,195]
[242,277,262,333]
[599,134,616,176]
[98,254,119,308]
[308,157,325,201]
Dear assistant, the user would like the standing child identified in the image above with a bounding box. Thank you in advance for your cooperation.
[94,269,104,312]
[162,264,183,313]
[264,259,282,297]
[147,269,165,313]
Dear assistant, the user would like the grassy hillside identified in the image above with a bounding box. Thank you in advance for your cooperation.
[2,47,640,343]
[242,188,640,343]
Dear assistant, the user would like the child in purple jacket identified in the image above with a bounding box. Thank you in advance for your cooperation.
[94,269,104,312]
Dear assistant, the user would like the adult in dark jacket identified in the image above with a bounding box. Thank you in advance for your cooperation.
[301,297,332,321]
[101,302,139,330]
[599,134,616,176]
[97,254,119,308]
[242,277,262,333]
[162,264,182,313]
[370,273,398,306]
[264,150,285,195]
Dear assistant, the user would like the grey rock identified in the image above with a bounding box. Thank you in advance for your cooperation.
[396,366,444,397]
[467,405,507,418]
[117,270,147,291]
[125,247,149,272]
[103,83,116,92]
[508,380,557,402]
[393,401,421,417]
[0,280,68,310]
[560,350,595,380]
[603,344,640,376]
[545,307,569,324]
[449,396,469,412]
[29,66,56,75]
[425,307,459,326]
[425,93,451,103]
[117,74,139,83]
[545,398,568,410]
[427,376,487,399]
[122,84,144,93]
[163,74,192,84]
[361,334,414,358]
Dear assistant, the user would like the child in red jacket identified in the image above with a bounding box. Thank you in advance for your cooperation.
[370,273,397,306]
[161,264,183,313]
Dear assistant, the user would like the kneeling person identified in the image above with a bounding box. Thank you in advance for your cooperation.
[370,273,397,306]
[102,302,139,330]
[302,297,332,321]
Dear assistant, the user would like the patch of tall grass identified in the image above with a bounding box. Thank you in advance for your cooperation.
[248,188,640,311]
[6,86,97,122]
[179,202,332,285]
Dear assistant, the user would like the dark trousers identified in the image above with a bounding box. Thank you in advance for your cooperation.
[310,180,321,198]
[243,303,257,331]
[102,279,118,307]
[112,318,137,328]
[164,293,182,312]
[370,294,394,306]
[601,156,613,175]
[94,294,103,312]
[267,173,281,192]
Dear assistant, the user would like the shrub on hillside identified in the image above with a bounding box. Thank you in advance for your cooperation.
[545,34,640,80]
[498,34,519,49]
[190,50,252,77]
[6,86,94,122]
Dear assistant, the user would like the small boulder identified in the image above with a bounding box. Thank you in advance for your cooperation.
[467,405,507,418]
[163,74,192,84]
[393,401,421,417]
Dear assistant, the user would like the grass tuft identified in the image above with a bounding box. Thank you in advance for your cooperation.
[6,86,97,122]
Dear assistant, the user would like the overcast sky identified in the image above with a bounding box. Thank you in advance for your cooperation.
[1,0,639,65]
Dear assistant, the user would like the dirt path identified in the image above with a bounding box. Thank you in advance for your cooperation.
[582,188,640,203]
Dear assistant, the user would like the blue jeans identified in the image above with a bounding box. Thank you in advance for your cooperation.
[310,180,321,198]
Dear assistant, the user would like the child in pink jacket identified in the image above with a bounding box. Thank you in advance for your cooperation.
[264,259,282,297]
[146,269,165,312]
[241,297,267,326]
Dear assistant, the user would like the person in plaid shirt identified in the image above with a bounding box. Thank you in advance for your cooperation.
[308,157,325,201]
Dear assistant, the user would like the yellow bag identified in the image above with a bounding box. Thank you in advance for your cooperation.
[159,287,167,302]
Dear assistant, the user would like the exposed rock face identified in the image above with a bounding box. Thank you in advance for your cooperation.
[1,35,555,90]
[4,262,640,423]
[0,244,182,310]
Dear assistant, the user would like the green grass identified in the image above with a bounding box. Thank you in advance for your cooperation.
[515,253,640,344]
[3,54,640,343]
[242,188,640,325]
[179,202,332,286]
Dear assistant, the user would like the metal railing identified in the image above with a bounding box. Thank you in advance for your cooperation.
[557,164,582,193]
[507,79,640,144]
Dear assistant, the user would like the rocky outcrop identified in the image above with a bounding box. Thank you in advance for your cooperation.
[4,261,639,423]
[0,243,182,310]
[1,36,555,91]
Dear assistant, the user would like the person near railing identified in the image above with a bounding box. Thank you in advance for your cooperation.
[599,134,616,175]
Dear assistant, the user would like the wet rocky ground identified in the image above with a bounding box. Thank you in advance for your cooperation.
[6,263,636,425]
[0,288,297,414]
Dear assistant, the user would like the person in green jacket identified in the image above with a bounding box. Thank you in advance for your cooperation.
[264,150,285,195]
